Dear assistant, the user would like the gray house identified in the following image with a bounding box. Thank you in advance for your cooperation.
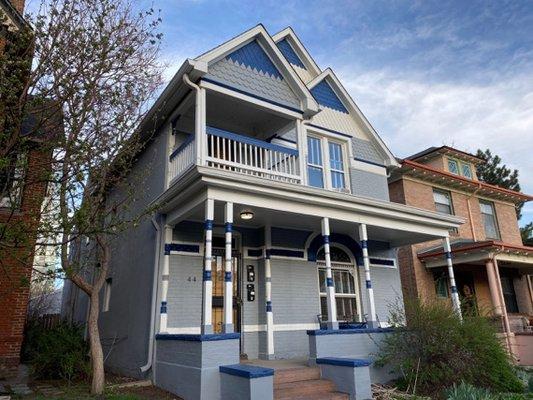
[62,25,463,400]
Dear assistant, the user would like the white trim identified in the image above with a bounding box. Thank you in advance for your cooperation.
[350,159,387,176]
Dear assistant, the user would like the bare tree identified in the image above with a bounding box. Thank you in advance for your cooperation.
[1,0,163,394]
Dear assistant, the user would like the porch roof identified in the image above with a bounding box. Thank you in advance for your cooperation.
[419,240,533,271]
[156,166,464,247]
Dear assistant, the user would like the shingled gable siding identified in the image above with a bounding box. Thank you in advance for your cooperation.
[205,41,300,109]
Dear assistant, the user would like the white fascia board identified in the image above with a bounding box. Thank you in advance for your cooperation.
[194,24,319,116]
[199,168,463,235]
[308,69,399,168]
[271,27,322,77]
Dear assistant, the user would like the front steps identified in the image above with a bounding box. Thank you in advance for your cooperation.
[273,366,349,400]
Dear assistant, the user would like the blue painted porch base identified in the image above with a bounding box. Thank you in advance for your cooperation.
[316,357,372,368]
[220,364,274,379]
[155,332,240,341]
[307,327,394,336]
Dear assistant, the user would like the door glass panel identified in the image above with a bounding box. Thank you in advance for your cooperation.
[319,269,326,293]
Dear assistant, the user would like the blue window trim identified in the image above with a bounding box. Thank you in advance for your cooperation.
[206,126,298,156]
[316,357,372,368]
[201,78,304,115]
[169,134,194,161]
[165,243,200,254]
[220,364,274,379]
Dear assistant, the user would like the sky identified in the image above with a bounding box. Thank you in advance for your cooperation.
[28,0,533,227]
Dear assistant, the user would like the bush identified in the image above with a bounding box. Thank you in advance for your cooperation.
[376,299,523,395]
[25,320,90,382]
[445,382,494,400]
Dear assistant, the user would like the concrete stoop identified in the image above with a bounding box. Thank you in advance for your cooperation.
[273,367,349,400]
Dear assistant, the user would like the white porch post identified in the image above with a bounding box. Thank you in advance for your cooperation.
[443,237,462,319]
[159,225,173,333]
[264,225,274,358]
[195,87,206,166]
[296,119,307,185]
[321,217,338,330]
[359,224,377,328]
[201,199,214,334]
[223,202,234,333]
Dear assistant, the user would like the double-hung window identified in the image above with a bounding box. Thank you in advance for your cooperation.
[318,267,358,321]
[307,135,347,190]
[329,142,345,189]
[307,136,324,188]
[479,200,500,239]
[433,189,453,215]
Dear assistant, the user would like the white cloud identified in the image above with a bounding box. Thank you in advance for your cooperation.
[337,67,533,223]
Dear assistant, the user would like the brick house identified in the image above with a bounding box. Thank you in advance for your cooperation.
[0,0,54,378]
[389,146,533,365]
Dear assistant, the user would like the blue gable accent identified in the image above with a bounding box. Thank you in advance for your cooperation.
[311,80,348,113]
[226,40,283,80]
[276,38,306,69]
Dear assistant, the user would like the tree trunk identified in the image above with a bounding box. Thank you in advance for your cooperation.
[88,290,105,395]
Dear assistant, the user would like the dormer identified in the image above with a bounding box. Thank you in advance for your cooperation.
[406,146,483,181]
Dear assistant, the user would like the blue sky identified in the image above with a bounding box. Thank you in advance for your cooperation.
[29,0,533,227]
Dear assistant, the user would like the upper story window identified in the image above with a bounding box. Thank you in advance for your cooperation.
[447,157,474,180]
[329,142,345,189]
[479,200,500,239]
[0,153,26,209]
[307,135,347,191]
[447,159,459,175]
[307,136,324,188]
[433,189,453,215]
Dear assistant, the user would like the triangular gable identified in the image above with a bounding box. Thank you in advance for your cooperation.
[310,80,349,113]
[308,69,398,167]
[195,25,319,115]
[226,40,283,80]
[272,27,322,79]
[276,38,306,70]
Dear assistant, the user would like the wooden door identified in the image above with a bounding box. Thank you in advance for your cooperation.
[211,253,239,333]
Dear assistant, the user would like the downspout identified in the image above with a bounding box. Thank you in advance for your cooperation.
[140,215,162,374]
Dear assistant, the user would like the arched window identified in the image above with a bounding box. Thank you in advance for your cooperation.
[317,246,351,263]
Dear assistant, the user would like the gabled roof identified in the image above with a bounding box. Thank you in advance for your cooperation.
[195,24,319,116]
[272,27,322,78]
[308,68,399,167]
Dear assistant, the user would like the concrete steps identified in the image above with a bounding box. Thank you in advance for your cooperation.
[274,367,349,400]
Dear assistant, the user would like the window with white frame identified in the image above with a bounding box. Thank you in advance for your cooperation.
[479,200,500,239]
[307,136,324,188]
[306,135,347,191]
[317,246,359,322]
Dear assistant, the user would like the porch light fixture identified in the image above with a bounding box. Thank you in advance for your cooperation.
[240,210,254,220]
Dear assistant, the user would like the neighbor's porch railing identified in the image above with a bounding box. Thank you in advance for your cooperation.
[169,135,195,182]
[205,126,301,183]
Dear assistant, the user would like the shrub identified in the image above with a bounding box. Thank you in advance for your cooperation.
[445,382,495,400]
[26,320,90,382]
[376,299,523,395]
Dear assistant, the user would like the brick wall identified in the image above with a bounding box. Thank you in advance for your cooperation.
[0,146,50,378]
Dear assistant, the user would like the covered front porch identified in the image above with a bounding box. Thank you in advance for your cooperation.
[150,168,463,399]
[419,240,533,366]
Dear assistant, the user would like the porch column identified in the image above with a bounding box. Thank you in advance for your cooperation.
[296,119,307,185]
[493,258,515,356]
[321,218,338,330]
[359,224,377,328]
[485,259,503,316]
[223,202,234,333]
[264,225,274,358]
[195,86,206,166]
[201,199,214,334]
[159,225,173,333]
[443,237,462,319]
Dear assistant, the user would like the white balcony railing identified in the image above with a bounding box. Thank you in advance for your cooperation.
[169,135,195,182]
[205,126,300,183]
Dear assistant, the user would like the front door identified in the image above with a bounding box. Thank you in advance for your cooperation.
[211,248,240,334]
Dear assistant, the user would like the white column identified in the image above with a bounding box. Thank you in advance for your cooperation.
[359,224,377,328]
[321,218,338,330]
[443,237,462,320]
[159,225,173,333]
[264,225,274,358]
[296,119,307,185]
[195,87,206,166]
[201,199,214,334]
[223,202,234,333]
